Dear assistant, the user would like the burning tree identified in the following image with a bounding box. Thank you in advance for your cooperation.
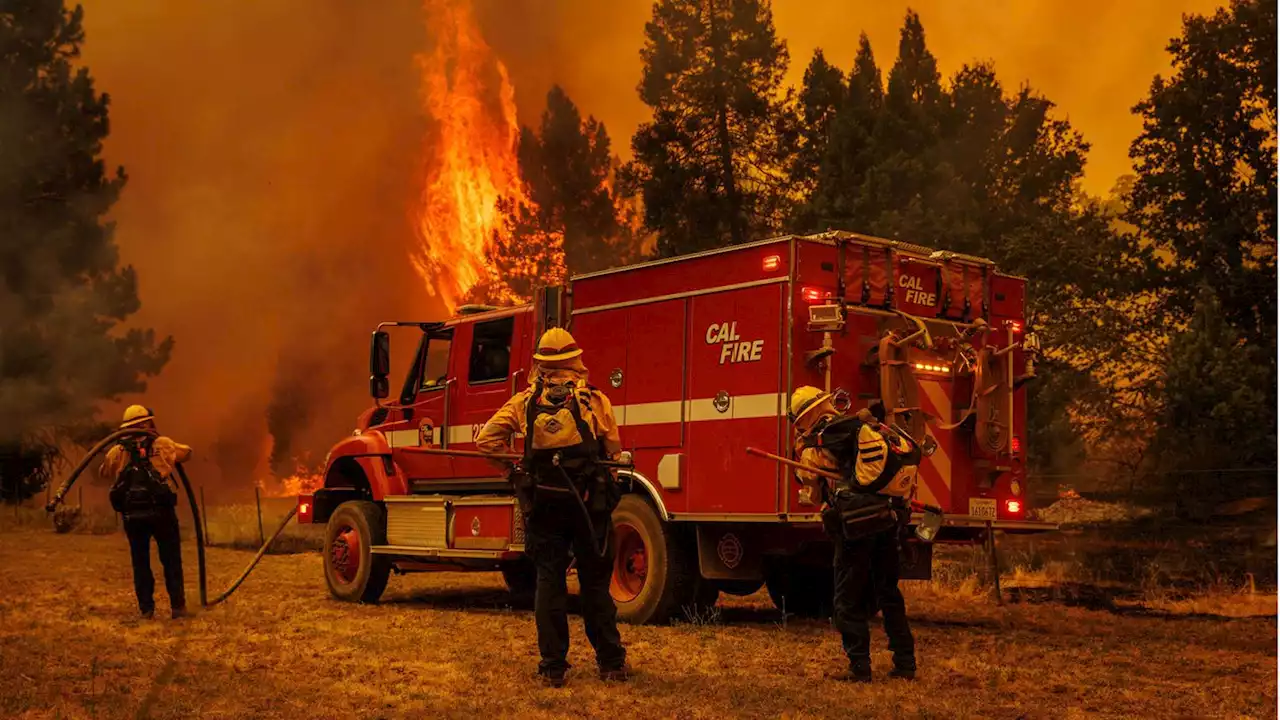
[412,2,648,309]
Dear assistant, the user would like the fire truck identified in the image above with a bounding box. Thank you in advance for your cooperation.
[296,231,1055,624]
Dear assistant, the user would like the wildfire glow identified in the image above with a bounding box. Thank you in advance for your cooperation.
[412,0,526,310]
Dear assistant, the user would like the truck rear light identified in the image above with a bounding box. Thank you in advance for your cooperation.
[1011,435,1022,457]
[912,363,951,374]
[1006,499,1022,515]
[1007,320,1023,333]
[763,254,781,271]
[801,286,827,303]
[297,494,314,524]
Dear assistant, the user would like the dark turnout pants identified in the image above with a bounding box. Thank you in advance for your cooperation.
[525,491,626,674]
[123,509,186,614]
[833,527,915,671]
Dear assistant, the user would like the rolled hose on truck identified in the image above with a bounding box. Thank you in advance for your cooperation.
[45,427,297,609]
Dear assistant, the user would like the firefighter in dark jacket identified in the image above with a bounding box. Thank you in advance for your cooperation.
[100,405,191,620]
[790,386,917,682]
[476,328,628,687]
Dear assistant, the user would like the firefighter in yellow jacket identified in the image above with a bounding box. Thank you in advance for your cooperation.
[100,406,192,620]
[791,386,916,682]
[476,328,628,687]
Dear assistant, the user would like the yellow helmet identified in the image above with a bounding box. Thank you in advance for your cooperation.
[533,327,583,362]
[788,386,832,425]
[120,404,155,428]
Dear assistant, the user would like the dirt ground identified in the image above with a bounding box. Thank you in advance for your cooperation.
[0,529,1275,720]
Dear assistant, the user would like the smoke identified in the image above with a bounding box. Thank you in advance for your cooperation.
[79,0,443,498]
[477,0,1224,196]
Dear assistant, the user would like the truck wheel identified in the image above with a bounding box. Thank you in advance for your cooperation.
[500,557,537,607]
[765,561,834,618]
[610,494,700,624]
[324,500,391,603]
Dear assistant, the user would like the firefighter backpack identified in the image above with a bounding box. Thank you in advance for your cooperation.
[808,414,922,540]
[108,436,177,518]
[522,378,618,513]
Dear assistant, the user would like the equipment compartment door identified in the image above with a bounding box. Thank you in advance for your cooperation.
[685,284,785,515]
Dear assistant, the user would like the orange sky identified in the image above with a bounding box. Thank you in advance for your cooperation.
[74,0,1222,490]
[481,0,1224,196]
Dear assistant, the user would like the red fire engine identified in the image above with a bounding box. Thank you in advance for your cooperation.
[296,231,1055,623]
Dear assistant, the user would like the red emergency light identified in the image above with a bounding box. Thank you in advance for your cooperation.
[762,255,781,272]
[297,494,314,524]
[1011,435,1022,456]
[1008,320,1023,333]
[801,286,827,303]
[1006,499,1022,515]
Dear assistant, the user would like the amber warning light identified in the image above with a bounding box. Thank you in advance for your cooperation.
[763,255,781,272]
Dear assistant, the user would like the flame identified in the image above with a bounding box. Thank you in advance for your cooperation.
[258,459,323,499]
[412,0,526,310]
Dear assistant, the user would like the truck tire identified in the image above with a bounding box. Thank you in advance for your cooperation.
[324,500,391,604]
[610,494,701,624]
[500,557,537,608]
[764,561,834,618]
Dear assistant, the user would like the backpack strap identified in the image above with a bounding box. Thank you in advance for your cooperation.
[565,387,600,462]
[523,379,543,469]
[852,426,899,495]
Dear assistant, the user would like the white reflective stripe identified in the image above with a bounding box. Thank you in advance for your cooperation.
[616,392,785,427]
[385,429,419,448]
[730,392,783,420]
[616,400,683,427]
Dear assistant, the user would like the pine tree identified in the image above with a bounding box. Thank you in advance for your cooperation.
[625,0,793,257]
[790,49,844,211]
[1128,0,1277,502]
[800,34,883,232]
[518,86,622,276]
[0,1,172,501]
[1127,0,1277,350]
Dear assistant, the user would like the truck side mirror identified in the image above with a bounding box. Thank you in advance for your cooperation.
[370,331,391,377]
[370,330,390,399]
[369,375,390,400]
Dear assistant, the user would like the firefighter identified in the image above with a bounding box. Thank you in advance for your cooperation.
[790,386,917,682]
[99,405,192,620]
[476,327,628,688]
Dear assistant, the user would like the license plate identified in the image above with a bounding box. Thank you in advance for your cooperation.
[968,498,997,520]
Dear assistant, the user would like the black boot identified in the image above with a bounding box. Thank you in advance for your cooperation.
[600,665,631,682]
[889,655,916,680]
[828,661,872,683]
[538,667,567,688]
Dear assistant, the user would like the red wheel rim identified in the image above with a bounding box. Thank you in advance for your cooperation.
[611,522,647,602]
[330,524,361,584]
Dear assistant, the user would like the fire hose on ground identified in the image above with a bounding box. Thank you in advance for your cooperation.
[45,427,297,609]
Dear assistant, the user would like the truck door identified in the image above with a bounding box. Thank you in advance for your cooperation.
[384,328,457,482]
[450,312,530,478]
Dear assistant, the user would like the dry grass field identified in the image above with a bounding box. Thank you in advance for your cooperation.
[0,525,1275,720]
